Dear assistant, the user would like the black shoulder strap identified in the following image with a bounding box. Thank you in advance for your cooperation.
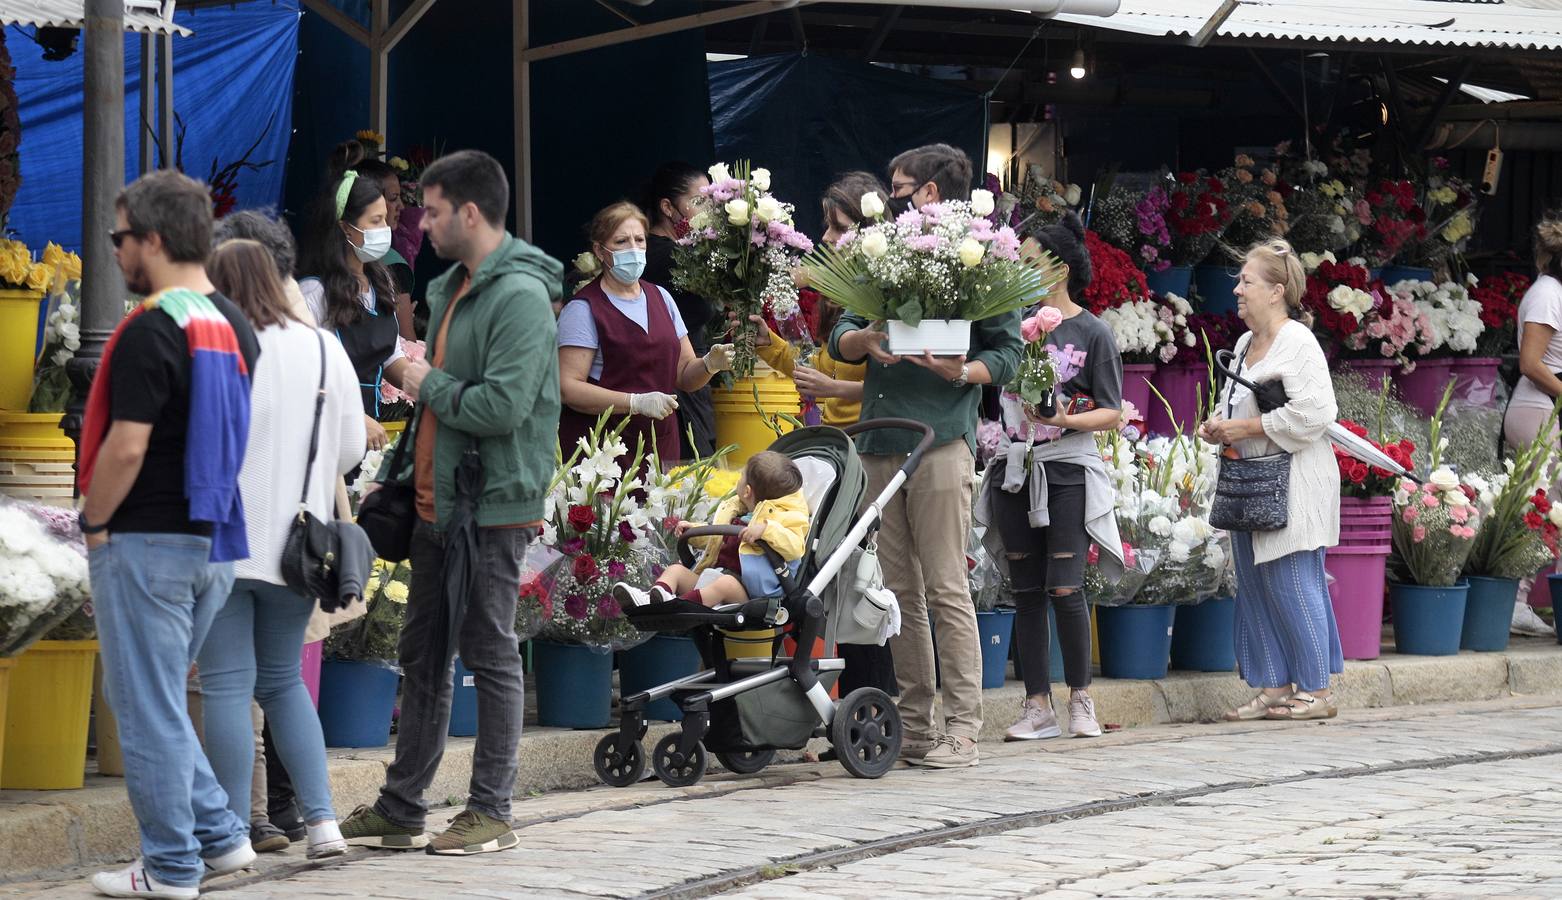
[297,330,329,518]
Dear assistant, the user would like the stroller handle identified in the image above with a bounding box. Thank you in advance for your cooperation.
[675,525,788,571]
[844,418,937,479]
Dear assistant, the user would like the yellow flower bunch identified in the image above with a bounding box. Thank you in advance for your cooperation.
[0,240,32,288]
[41,242,81,282]
[25,262,53,293]
[705,468,741,499]
[1319,179,1346,199]
[1441,212,1474,244]
[356,129,385,145]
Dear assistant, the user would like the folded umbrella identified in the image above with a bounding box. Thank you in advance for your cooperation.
[1212,350,1420,484]
[436,449,486,663]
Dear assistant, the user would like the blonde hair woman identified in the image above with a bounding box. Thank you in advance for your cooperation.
[1199,238,1344,721]
[1502,214,1562,637]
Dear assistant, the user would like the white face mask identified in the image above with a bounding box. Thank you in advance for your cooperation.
[347,223,393,263]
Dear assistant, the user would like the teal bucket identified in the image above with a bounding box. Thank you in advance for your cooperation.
[1144,265,1194,298]
[448,656,478,737]
[532,640,613,729]
[976,609,1016,689]
[1170,596,1236,672]
[1461,576,1517,653]
[1389,581,1469,656]
[1098,604,1175,680]
[1193,265,1239,315]
[317,659,399,748]
[620,635,701,721]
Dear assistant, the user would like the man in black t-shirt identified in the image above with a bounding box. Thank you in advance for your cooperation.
[79,171,261,900]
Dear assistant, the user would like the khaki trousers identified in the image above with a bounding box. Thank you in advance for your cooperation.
[862,440,982,741]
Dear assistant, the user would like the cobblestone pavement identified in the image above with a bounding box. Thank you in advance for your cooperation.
[8,699,1562,899]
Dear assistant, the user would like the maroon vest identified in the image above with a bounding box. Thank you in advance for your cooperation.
[558,277,683,470]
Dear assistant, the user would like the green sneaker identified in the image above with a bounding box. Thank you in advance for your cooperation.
[427,809,519,856]
[339,804,430,850]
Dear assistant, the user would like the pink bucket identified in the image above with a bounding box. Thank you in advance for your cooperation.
[1326,545,1389,660]
[1450,357,1501,407]
[1122,363,1155,424]
[1338,530,1391,546]
[1148,360,1209,436]
[1399,358,1455,415]
[301,640,323,708]
[1531,564,1556,609]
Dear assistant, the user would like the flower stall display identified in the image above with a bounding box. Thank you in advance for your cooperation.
[1217,155,1289,252]
[1396,279,1483,356]
[1164,171,1235,269]
[1093,180,1173,274]
[1469,270,1530,358]
[318,560,406,747]
[803,191,1065,356]
[29,252,85,414]
[1356,178,1427,268]
[1285,179,1361,258]
[1303,259,1429,376]
[1402,160,1477,276]
[641,445,738,559]
[1334,420,1416,501]
[1014,166,1083,233]
[1081,228,1151,314]
[0,239,78,412]
[672,161,814,378]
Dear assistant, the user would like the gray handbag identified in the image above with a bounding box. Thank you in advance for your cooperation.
[1209,345,1290,532]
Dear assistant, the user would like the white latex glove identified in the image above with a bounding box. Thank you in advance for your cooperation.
[703,343,736,374]
[628,391,679,420]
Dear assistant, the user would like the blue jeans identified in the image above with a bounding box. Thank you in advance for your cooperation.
[197,579,334,827]
[91,533,249,888]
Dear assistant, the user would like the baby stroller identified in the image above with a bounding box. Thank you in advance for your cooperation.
[593,418,934,788]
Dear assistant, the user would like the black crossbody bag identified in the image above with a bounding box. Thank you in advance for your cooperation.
[281,332,351,601]
[1208,345,1291,532]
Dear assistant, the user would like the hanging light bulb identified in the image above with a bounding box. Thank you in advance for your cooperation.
[1069,47,1087,80]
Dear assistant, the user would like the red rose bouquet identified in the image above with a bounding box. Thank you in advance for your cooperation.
[1165,171,1235,266]
[1081,229,1151,314]
[1333,420,1414,499]
[1470,270,1531,356]
[1356,178,1427,267]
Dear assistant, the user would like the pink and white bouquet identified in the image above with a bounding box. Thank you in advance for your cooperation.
[1393,279,1484,357]
[672,160,813,378]
[803,189,1066,327]
[1098,292,1192,365]
[1391,468,1483,587]
[1008,305,1065,409]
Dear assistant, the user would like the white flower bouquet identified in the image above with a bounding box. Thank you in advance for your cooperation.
[803,192,1067,355]
[0,499,91,657]
[324,559,407,662]
[672,160,814,378]
[1395,279,1485,357]
[1098,293,1186,365]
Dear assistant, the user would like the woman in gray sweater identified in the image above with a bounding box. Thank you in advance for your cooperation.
[1199,238,1344,721]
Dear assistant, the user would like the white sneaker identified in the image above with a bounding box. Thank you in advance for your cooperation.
[612,582,671,608]
[1512,601,1555,637]
[1004,697,1062,741]
[90,861,198,900]
[1068,690,1103,738]
[306,820,348,859]
[202,841,256,878]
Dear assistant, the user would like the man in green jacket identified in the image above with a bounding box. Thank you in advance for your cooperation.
[342,150,561,856]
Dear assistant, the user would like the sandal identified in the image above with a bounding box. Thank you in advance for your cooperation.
[1223,692,1292,721]
[1264,692,1337,721]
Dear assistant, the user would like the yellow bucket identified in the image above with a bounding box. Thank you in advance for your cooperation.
[2,639,97,789]
[721,628,779,660]
[712,370,800,466]
[0,288,44,411]
[0,657,13,780]
[0,411,76,507]
[383,420,408,439]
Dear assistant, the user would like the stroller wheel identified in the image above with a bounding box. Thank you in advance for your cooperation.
[716,749,776,776]
[651,733,708,787]
[593,734,646,787]
[830,687,901,779]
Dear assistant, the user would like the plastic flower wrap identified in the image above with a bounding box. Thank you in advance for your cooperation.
[1390,470,1483,587]
[1464,407,1562,580]
[1164,171,1235,267]
[803,197,1065,325]
[1093,182,1172,272]
[1334,420,1415,499]
[1357,178,1428,267]
[672,160,814,378]
[324,559,405,663]
[640,444,738,559]
[1006,305,1065,408]
[0,498,90,657]
[28,247,88,413]
[1217,154,1289,253]
[525,415,664,650]
[1407,160,1478,269]
[1394,279,1484,357]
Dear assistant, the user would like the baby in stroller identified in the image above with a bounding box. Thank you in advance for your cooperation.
[613,451,811,609]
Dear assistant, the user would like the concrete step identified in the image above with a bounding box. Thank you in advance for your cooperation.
[1,637,1559,884]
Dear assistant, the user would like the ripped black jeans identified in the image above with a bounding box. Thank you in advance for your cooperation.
[989,481,1092,695]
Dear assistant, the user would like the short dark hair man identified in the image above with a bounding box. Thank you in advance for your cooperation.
[81,169,262,899]
[340,150,563,856]
[888,143,974,208]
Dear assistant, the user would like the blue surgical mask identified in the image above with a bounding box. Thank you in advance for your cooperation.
[610,247,646,283]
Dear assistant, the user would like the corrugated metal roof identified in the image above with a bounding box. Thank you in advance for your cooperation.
[1057,0,1562,50]
[0,1,192,35]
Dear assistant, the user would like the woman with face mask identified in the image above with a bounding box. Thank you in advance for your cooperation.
[298,141,409,451]
[641,162,717,461]
[558,201,733,471]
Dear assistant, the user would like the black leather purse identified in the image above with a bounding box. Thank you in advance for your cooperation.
[356,403,417,562]
[1209,346,1290,532]
[281,332,346,602]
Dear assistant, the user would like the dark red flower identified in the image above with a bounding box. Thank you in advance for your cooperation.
[572,554,600,584]
[567,504,596,533]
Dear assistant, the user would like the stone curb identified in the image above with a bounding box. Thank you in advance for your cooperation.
[1,638,1559,883]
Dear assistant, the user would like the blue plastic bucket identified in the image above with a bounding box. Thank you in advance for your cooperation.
[976,609,1015,690]
[1170,596,1236,672]
[1193,265,1239,315]
[1389,581,1469,656]
[1461,576,1517,653]
[619,635,701,721]
[532,639,613,729]
[1144,265,1194,299]
[317,659,399,748]
[1097,604,1175,680]
[448,656,478,737]
[1379,264,1433,286]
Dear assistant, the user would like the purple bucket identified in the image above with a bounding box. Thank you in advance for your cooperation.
[1399,358,1456,415]
[301,640,323,708]
[1122,363,1155,423]
[1326,545,1389,660]
[1450,357,1501,407]
[1147,361,1209,436]
[1342,358,1398,394]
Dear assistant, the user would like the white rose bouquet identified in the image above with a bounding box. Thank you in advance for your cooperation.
[672,160,814,378]
[1396,279,1484,357]
[0,499,91,657]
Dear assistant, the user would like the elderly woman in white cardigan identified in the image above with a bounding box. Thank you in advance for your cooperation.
[1199,238,1344,722]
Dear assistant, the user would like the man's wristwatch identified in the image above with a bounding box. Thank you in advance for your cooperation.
[951,363,971,387]
[78,511,108,535]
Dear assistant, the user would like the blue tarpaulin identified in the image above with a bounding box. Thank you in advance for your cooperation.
[709,54,986,239]
[8,2,299,251]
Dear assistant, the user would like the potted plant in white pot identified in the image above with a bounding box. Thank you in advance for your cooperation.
[803,189,1066,356]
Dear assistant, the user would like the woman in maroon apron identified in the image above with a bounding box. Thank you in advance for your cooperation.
[557,202,733,470]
